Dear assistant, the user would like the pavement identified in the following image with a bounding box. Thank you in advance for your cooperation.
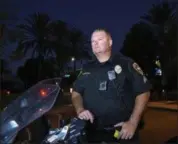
[148,101,178,112]
[140,109,178,144]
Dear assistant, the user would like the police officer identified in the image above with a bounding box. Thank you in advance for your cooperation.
[71,28,151,144]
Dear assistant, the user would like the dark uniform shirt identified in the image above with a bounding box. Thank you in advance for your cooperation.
[73,53,151,128]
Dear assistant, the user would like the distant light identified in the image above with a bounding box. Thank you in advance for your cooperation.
[155,68,162,76]
[64,74,70,78]
[7,91,11,95]
[71,57,75,61]
[155,60,161,68]
[70,88,73,93]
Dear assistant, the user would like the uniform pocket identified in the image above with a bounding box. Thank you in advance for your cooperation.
[113,73,126,90]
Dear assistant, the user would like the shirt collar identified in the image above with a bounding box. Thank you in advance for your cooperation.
[94,53,116,65]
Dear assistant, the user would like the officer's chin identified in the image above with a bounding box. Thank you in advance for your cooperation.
[94,51,105,56]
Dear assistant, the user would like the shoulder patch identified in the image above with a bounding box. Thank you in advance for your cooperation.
[132,63,144,75]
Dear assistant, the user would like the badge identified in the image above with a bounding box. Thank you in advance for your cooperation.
[114,65,122,74]
[99,81,107,91]
[132,63,144,75]
[107,70,116,80]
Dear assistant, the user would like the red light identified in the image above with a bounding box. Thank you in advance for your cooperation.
[40,89,47,97]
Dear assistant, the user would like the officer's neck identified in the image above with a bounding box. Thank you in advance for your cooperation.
[95,51,111,63]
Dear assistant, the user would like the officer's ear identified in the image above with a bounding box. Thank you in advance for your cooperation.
[109,39,113,47]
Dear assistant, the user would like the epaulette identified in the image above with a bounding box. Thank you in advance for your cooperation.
[112,53,134,65]
[82,59,96,69]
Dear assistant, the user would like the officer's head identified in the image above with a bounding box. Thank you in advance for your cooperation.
[91,28,112,56]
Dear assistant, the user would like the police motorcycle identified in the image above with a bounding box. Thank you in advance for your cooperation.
[0,78,86,144]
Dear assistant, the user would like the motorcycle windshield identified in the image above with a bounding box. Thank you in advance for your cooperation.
[0,78,61,143]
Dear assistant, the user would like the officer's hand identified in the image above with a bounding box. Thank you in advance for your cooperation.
[78,110,94,123]
[114,121,137,140]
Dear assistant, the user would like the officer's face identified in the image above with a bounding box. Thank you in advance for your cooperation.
[91,31,112,55]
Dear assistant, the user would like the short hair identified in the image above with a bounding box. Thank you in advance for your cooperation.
[93,28,111,38]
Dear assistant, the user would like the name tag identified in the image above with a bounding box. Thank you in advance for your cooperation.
[107,70,116,81]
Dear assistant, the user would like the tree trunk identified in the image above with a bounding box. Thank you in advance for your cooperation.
[0,24,4,39]
[73,60,76,72]
[37,55,44,81]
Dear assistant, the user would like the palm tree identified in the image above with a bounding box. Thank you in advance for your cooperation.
[120,22,157,79]
[140,1,176,88]
[47,22,91,73]
[14,13,53,58]
[141,1,176,60]
[47,20,71,72]
[68,28,90,71]
[12,13,54,80]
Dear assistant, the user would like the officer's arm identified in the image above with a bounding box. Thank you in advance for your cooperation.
[71,71,85,115]
[128,62,151,126]
[72,91,85,115]
[129,91,150,126]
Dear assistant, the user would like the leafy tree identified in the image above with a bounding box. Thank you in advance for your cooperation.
[121,1,176,86]
[68,28,91,71]
[12,13,54,80]
[140,1,177,86]
[12,13,52,58]
[47,20,71,71]
[120,22,156,78]
[17,58,58,87]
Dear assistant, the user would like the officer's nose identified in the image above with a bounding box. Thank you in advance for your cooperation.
[93,41,99,47]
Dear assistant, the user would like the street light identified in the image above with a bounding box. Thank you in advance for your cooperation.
[71,57,75,72]
[71,57,75,61]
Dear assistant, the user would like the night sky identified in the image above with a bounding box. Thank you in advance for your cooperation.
[2,0,160,73]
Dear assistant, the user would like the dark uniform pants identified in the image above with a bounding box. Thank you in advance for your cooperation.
[83,128,140,144]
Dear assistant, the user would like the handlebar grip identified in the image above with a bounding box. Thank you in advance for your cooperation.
[67,118,86,143]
